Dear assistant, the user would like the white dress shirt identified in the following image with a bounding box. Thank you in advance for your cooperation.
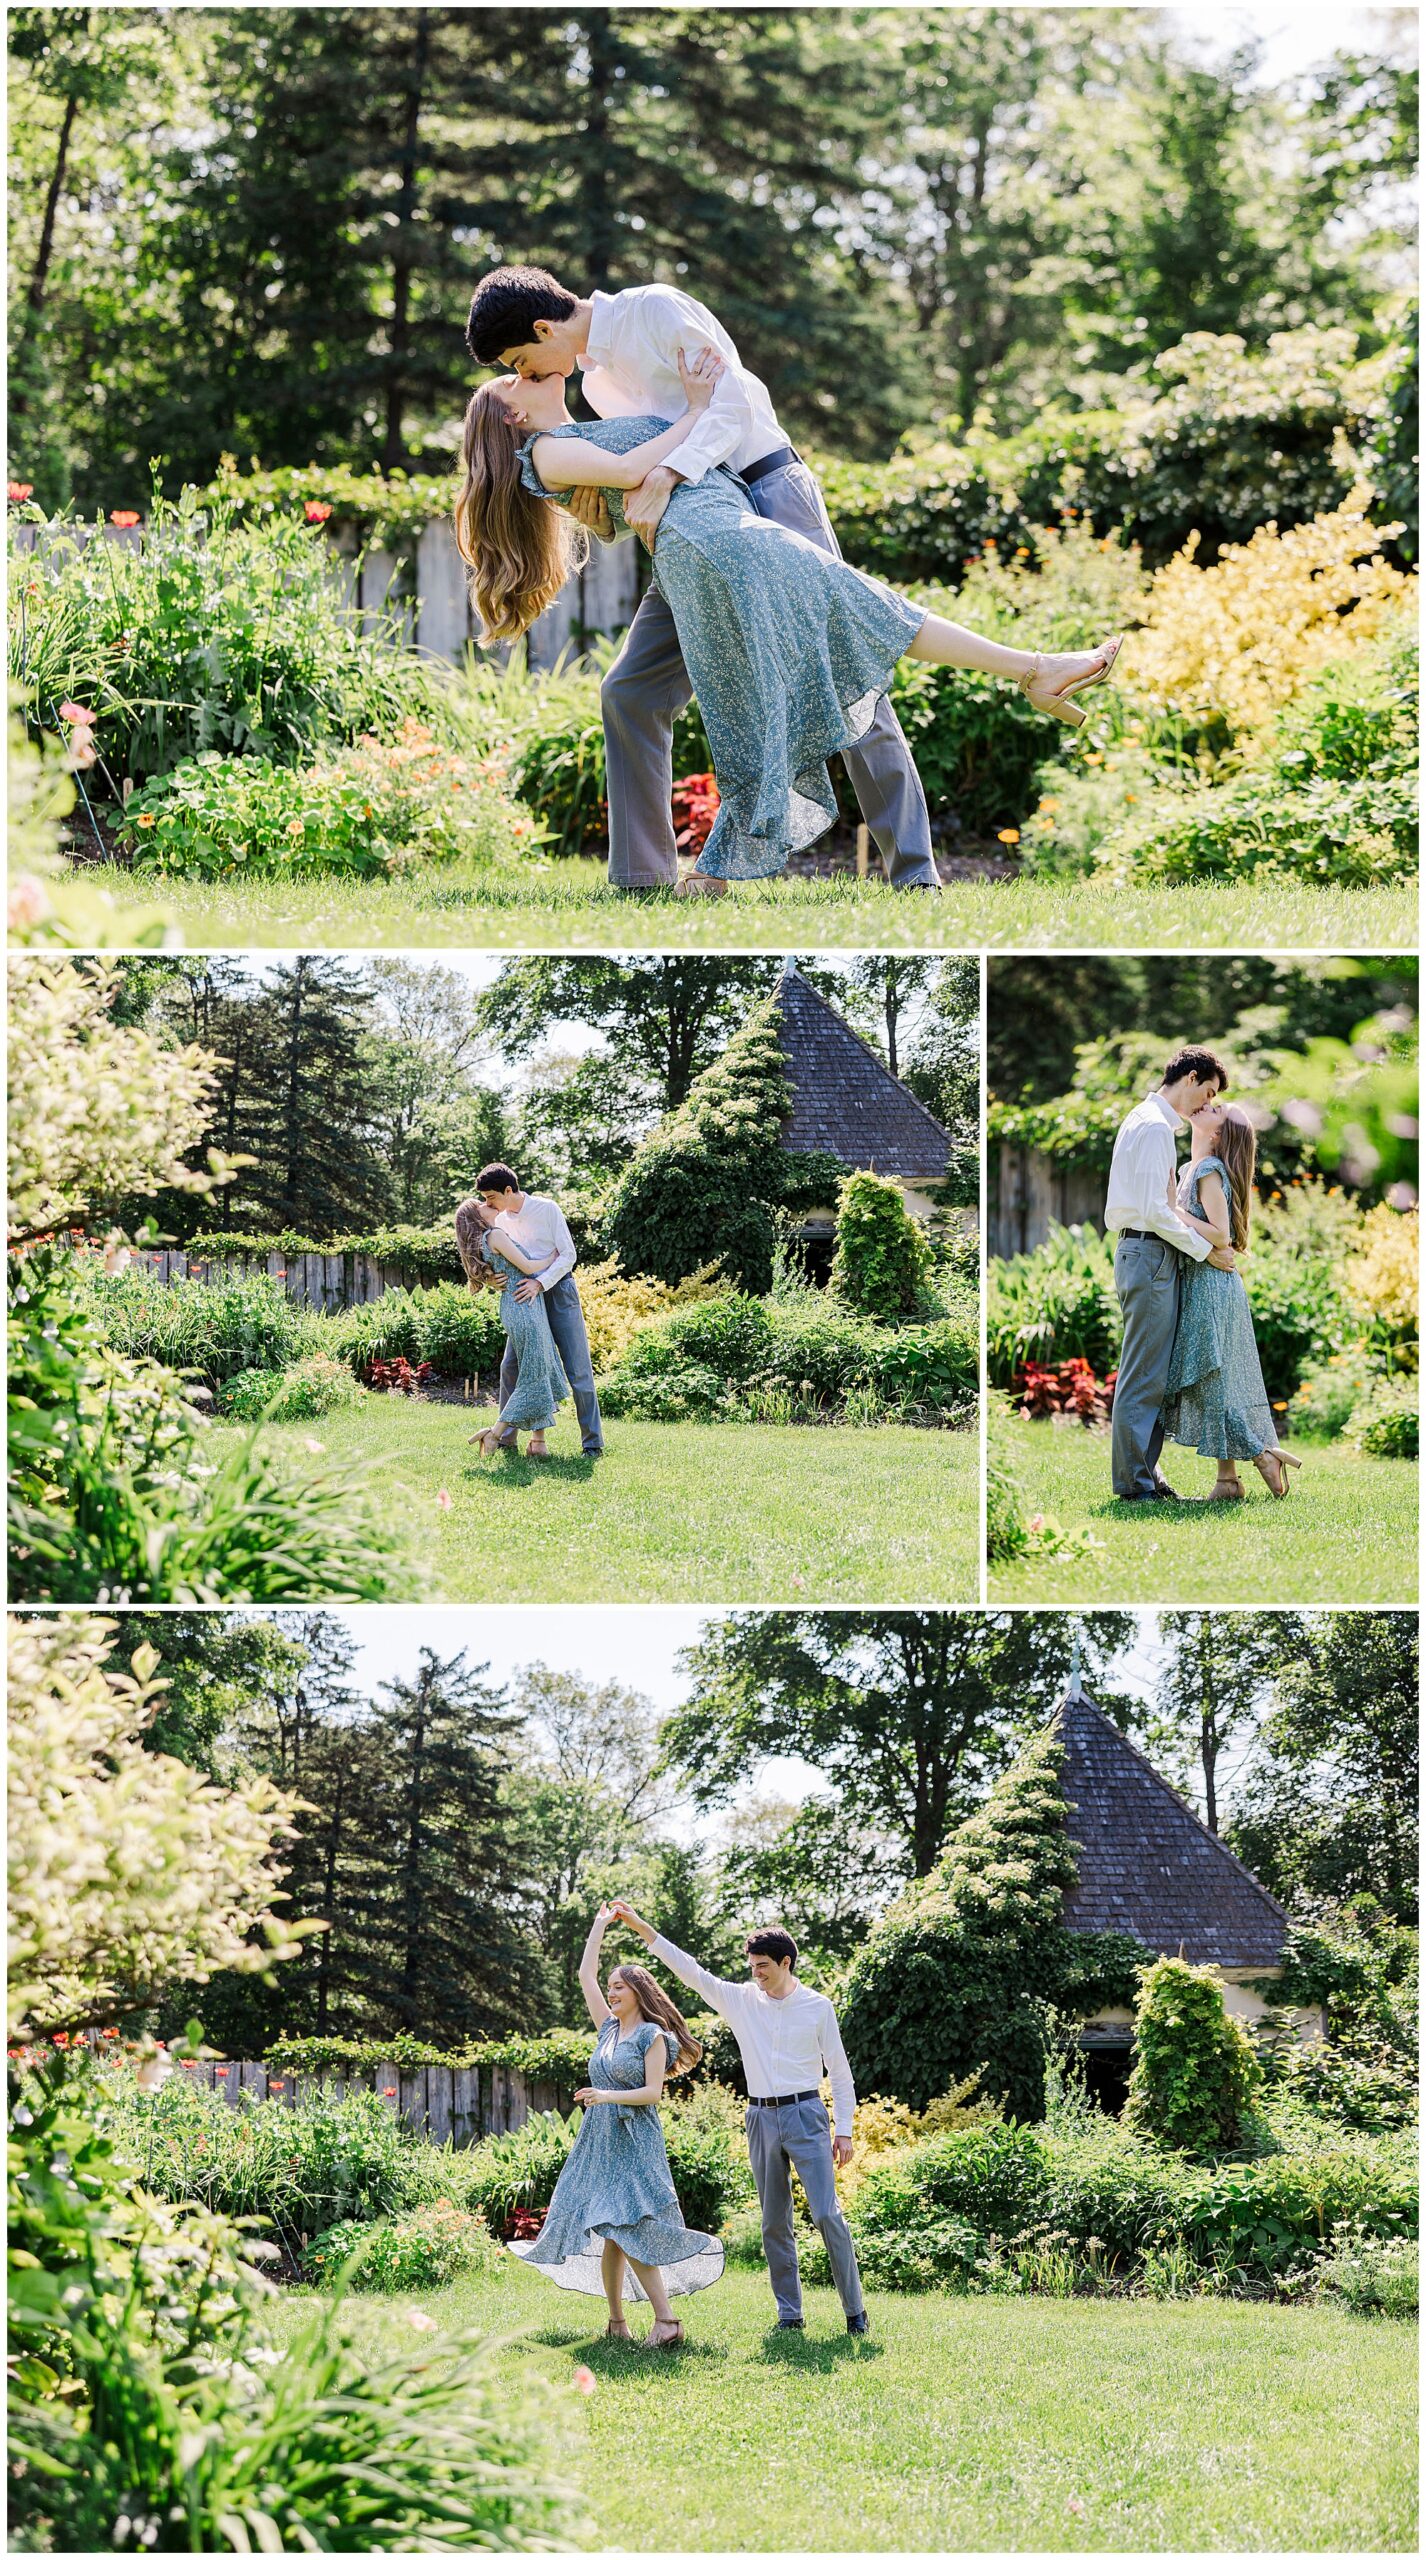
[1104,1093,1212,1259]
[489,1194,577,1293]
[579,284,787,486]
[651,1935,856,2134]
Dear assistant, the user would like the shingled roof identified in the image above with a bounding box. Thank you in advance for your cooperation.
[772,961,952,1177]
[1052,1671,1288,1969]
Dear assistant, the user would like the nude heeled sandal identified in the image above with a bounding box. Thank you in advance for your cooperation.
[1018,636,1122,727]
[1257,1449,1301,1499]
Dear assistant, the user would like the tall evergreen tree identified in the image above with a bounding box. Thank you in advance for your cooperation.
[244,956,387,1233]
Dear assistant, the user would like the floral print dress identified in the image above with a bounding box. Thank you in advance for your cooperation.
[518,417,926,880]
[1162,1155,1280,1461]
[508,2016,724,2302]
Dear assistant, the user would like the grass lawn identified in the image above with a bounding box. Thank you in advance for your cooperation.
[265,2263,1418,2551]
[212,1403,979,1601]
[989,1423,1418,1603]
[72,857,1417,953]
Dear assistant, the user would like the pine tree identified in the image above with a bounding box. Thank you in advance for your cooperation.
[353,1648,549,2040]
[243,956,388,1234]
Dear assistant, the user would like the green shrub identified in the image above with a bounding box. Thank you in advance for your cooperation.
[1186,2147,1416,2275]
[987,1226,1121,1389]
[1124,1958,1261,2153]
[80,1264,305,1386]
[831,1170,930,1319]
[459,2110,582,2236]
[302,2201,499,2291]
[1351,1394,1418,1459]
[661,2083,756,2231]
[10,2053,578,2554]
[264,2028,593,2082]
[186,1223,468,1285]
[1288,1344,1389,1440]
[97,2069,412,2252]
[1314,2230,1418,2318]
[598,1294,976,1424]
[323,1281,506,1383]
[8,1248,415,1603]
[218,1354,365,1422]
[853,2124,1053,2241]
[120,723,526,880]
[14,486,428,790]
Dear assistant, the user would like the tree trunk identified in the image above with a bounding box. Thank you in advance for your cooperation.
[28,86,80,315]
[579,10,617,294]
[382,10,430,473]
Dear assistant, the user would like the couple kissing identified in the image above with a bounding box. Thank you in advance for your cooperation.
[508,1902,868,2349]
[454,1165,602,1461]
[1106,1047,1302,1505]
[455,264,1121,896]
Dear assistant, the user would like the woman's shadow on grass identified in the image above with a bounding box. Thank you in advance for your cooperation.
[461,1449,600,1490]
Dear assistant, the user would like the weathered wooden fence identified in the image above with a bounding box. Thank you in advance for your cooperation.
[180,2056,572,2145]
[13,513,641,672]
[990,1145,1106,1260]
[131,1246,445,1312]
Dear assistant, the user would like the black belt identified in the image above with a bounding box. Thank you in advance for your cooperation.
[739,444,799,487]
[749,2089,820,2108]
[1117,1228,1156,1243]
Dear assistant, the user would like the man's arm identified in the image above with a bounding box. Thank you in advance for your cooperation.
[1125,1124,1215,1262]
[611,1903,734,2017]
[818,2001,856,2148]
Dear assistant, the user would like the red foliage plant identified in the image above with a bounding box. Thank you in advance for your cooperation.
[364,1355,433,1396]
[1016,1357,1117,1425]
[671,771,720,855]
[507,2206,547,2242]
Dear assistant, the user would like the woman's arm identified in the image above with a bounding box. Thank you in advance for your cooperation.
[1175,1170,1232,1248]
[577,1906,613,2031]
[531,349,724,492]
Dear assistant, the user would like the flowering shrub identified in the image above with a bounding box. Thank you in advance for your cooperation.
[1016,1356,1116,1425]
[1287,1344,1390,1441]
[218,1354,365,1422]
[120,721,534,879]
[1345,1205,1418,1348]
[576,1253,727,1371]
[302,2201,497,2292]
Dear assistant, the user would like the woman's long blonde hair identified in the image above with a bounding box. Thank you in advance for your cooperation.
[453,383,588,643]
[1212,1105,1258,1249]
[608,1964,702,2076]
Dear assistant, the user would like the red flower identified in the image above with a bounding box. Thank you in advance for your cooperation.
[270,2077,286,2090]
[215,2066,229,2078]
[180,2057,197,2069]
[304,501,333,523]
[109,509,141,528]
[8,482,33,503]
[382,2084,397,2097]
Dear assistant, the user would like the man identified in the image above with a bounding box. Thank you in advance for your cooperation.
[466,264,940,898]
[610,1901,869,2335]
[454,1163,603,1458]
[1104,1047,1236,1502]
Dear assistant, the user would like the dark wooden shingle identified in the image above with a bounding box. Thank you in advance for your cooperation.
[1053,1684,1287,1968]
[773,961,952,1176]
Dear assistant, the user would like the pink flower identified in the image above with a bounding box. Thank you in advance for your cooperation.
[304,501,333,523]
[435,1488,453,1511]
[58,701,94,726]
[8,876,48,931]
[407,2309,437,2332]
[573,2365,597,2397]
[8,481,33,502]
[109,509,140,528]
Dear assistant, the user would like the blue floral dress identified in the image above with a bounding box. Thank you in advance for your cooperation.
[483,1235,569,1432]
[1162,1156,1280,1461]
[518,417,926,880]
[508,2017,724,2302]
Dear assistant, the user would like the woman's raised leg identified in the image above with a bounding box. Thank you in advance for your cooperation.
[906,613,1120,726]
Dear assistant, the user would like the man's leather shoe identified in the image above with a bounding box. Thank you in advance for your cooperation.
[1150,1478,1180,1500]
[847,2312,870,2334]
[776,2316,804,2330]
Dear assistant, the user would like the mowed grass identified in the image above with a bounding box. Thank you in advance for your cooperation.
[211,1403,979,1601]
[72,857,1416,954]
[989,1423,1418,1603]
[264,2263,1418,2552]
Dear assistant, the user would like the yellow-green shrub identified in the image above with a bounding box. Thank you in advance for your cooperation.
[578,1254,728,1372]
[1344,1206,1418,1353]
[1127,487,1414,733]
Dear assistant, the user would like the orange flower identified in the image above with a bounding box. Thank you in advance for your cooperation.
[136,813,157,829]
[997,828,1021,846]
[110,509,140,528]
[304,501,333,523]
[8,481,33,502]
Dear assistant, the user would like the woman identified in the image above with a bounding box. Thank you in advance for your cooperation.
[468,1213,569,1461]
[1162,1102,1303,1500]
[508,1905,723,2345]
[454,351,1121,890]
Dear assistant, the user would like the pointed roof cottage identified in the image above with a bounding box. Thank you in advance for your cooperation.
[771,960,954,1182]
[1053,1657,1288,1971]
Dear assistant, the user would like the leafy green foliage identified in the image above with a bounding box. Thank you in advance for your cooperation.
[186,1222,467,1284]
[601,996,846,1293]
[322,1283,505,1384]
[302,2201,498,2291]
[831,1170,931,1319]
[598,1294,976,1425]
[264,2029,595,2082]
[218,1354,365,1422]
[1124,1958,1262,2153]
[80,1265,306,1384]
[841,1721,1150,2116]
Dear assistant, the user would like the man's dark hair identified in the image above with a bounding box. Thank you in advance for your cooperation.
[467,265,578,366]
[745,1927,798,1971]
[1162,1046,1229,1093]
[476,1163,520,1195]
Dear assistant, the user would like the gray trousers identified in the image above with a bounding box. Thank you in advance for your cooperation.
[496,1273,603,1455]
[600,459,938,890]
[1111,1234,1183,1498]
[745,2096,864,2323]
